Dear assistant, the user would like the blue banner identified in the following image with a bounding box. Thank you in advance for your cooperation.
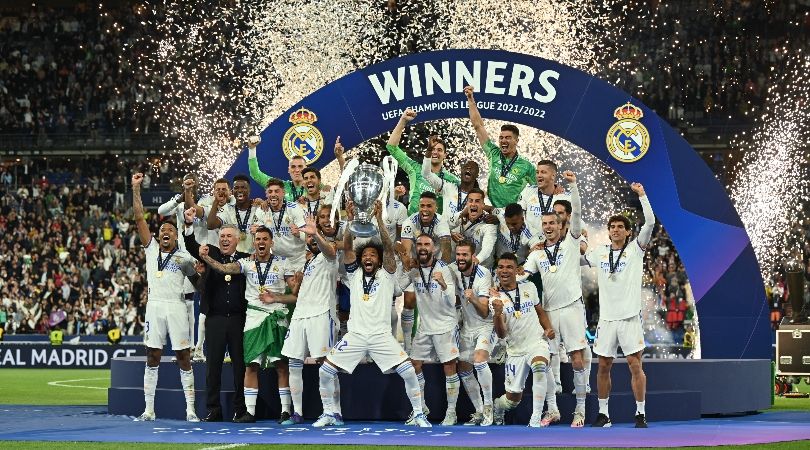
[227,49,768,359]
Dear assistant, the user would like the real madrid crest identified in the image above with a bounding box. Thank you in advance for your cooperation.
[606,102,649,163]
[283,107,324,165]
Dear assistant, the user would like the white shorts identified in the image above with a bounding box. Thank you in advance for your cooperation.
[144,301,192,351]
[410,326,461,363]
[459,326,496,362]
[503,344,551,394]
[185,300,195,341]
[281,311,338,360]
[326,331,408,374]
[547,299,588,354]
[593,315,645,358]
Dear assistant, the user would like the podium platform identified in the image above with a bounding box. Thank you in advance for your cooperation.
[108,357,770,424]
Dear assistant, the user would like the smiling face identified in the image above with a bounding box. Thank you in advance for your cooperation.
[536,163,556,190]
[265,184,284,209]
[415,234,435,266]
[496,258,517,286]
[461,161,479,185]
[542,213,561,242]
[213,181,230,204]
[467,192,485,221]
[418,197,437,223]
[430,142,447,165]
[360,246,381,275]
[455,243,474,272]
[232,180,250,205]
[303,171,320,197]
[498,130,518,156]
[253,230,273,259]
[608,220,631,246]
[219,226,238,255]
[158,223,178,251]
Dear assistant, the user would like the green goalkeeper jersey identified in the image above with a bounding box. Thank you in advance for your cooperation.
[385,144,459,215]
[483,140,535,208]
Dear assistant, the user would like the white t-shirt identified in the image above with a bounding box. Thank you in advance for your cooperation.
[489,280,544,357]
[587,238,646,321]
[523,232,583,311]
[239,256,292,312]
[518,185,571,232]
[342,262,398,336]
[455,217,497,269]
[143,239,196,303]
[449,262,493,332]
[408,260,457,335]
[301,191,334,217]
[254,202,307,258]
[401,212,451,260]
[293,252,339,319]
[493,208,544,264]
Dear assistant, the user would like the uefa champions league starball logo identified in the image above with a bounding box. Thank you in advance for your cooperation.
[606,102,650,163]
[282,107,324,165]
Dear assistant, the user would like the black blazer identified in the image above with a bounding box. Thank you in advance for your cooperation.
[184,232,250,316]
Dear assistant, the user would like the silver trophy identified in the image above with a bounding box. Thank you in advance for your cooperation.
[346,163,384,237]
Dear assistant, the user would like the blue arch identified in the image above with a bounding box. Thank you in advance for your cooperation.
[227,49,768,359]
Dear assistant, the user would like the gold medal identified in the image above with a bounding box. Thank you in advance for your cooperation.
[225,274,232,282]
[363,294,370,301]
[156,271,163,278]
[498,176,506,184]
[259,285,266,294]
[513,310,522,319]
[240,232,247,241]
[549,265,558,273]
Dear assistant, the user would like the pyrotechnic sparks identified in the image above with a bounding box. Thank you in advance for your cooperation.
[730,49,810,281]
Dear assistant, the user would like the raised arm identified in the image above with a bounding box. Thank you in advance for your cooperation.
[206,199,223,230]
[199,246,242,275]
[421,153,444,191]
[334,136,346,172]
[387,109,416,148]
[464,85,490,147]
[376,200,397,274]
[131,173,152,247]
[246,136,272,188]
[157,194,181,216]
[182,177,204,218]
[182,208,202,259]
[632,182,655,248]
[563,170,582,238]
[342,202,356,265]
[300,213,336,260]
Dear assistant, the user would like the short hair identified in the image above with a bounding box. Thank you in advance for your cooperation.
[504,203,524,218]
[416,233,437,245]
[541,211,561,223]
[536,159,558,172]
[429,135,447,150]
[159,219,177,230]
[290,155,306,162]
[501,124,520,137]
[254,225,274,239]
[455,239,477,253]
[219,224,239,235]
[302,167,321,179]
[553,199,572,215]
[213,177,229,186]
[607,215,631,230]
[496,252,518,265]
[467,187,486,198]
[265,178,285,189]
[182,173,196,181]
[358,242,383,261]
[420,191,438,202]
[232,174,250,185]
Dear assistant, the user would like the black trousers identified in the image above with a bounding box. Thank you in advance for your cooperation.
[205,314,246,414]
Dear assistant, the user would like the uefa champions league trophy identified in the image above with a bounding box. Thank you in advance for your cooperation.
[346,163,384,238]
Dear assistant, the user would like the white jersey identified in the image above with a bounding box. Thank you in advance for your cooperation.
[199,194,234,245]
[489,281,544,357]
[254,202,307,258]
[455,216,497,269]
[217,203,262,254]
[143,239,196,303]
[342,263,398,336]
[353,200,408,248]
[493,209,544,264]
[292,252,339,319]
[239,256,292,312]
[524,232,583,311]
[449,262,493,331]
[301,191,334,217]
[157,198,199,295]
[408,260,457,335]
[587,238,646,321]
[401,212,451,260]
[518,186,571,232]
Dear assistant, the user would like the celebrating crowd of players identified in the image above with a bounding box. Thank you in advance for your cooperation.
[132,87,655,429]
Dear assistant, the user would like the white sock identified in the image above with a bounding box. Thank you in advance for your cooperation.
[333,375,342,415]
[551,353,562,390]
[396,361,423,414]
[289,359,304,415]
[474,362,493,406]
[545,362,558,411]
[531,361,547,417]
[401,309,414,351]
[245,387,258,415]
[583,345,592,387]
[143,365,158,414]
[416,370,427,409]
[573,367,587,412]
[636,400,645,415]
[187,303,195,345]
[445,373,460,412]
[279,387,292,414]
[599,397,609,417]
[179,368,195,413]
[459,370,483,412]
[318,364,337,414]
[494,394,519,412]
[196,313,206,350]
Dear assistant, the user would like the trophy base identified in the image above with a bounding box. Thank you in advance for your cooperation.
[350,222,378,238]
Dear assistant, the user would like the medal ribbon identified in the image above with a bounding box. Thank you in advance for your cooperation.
[307,197,320,216]
[362,273,376,299]
[272,203,286,233]
[419,216,436,238]
[501,284,521,312]
[257,255,276,289]
[157,247,179,273]
[418,260,437,292]
[461,264,478,291]
[456,189,468,214]
[500,153,519,180]
[290,182,304,201]
[536,190,554,214]
[543,237,563,269]
[608,241,629,275]
[235,206,252,233]
[508,225,524,253]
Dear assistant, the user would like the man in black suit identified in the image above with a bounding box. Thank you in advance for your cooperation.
[183,208,250,422]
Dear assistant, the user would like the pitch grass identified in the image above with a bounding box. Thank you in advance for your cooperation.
[2,443,810,450]
[1,369,809,449]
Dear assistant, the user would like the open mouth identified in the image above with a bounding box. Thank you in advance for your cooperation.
[235,193,246,200]
[161,235,170,243]
[464,171,472,178]
[363,260,374,271]
[257,244,267,252]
